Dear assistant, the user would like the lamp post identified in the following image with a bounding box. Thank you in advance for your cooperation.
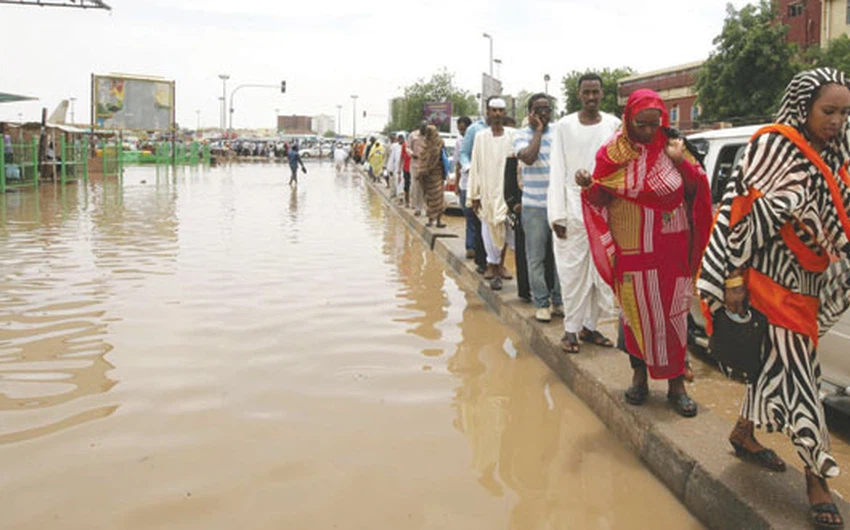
[275,108,280,132]
[336,104,342,136]
[494,58,502,80]
[69,97,76,124]
[482,33,493,77]
[544,74,551,95]
[218,74,229,131]
[351,95,358,138]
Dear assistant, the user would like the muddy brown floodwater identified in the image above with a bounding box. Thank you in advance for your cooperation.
[0,162,701,529]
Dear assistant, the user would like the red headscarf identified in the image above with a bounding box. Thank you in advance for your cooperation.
[623,89,669,150]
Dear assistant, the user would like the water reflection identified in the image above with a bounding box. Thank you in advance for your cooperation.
[0,171,179,443]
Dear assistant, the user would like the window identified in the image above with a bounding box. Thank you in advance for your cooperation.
[670,105,679,125]
[788,2,803,17]
[691,105,700,122]
[712,144,746,203]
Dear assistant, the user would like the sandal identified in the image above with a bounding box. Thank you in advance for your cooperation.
[490,277,503,291]
[729,441,787,472]
[811,503,845,529]
[579,328,614,347]
[436,222,446,228]
[624,384,649,405]
[500,268,513,280]
[560,332,580,354]
[667,392,698,417]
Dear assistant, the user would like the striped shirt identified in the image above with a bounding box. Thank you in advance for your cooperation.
[513,126,552,209]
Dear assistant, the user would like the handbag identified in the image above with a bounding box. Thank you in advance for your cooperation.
[709,305,767,383]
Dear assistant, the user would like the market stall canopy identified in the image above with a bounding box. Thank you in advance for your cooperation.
[0,92,38,104]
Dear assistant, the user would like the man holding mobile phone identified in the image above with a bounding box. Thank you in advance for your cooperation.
[515,93,563,321]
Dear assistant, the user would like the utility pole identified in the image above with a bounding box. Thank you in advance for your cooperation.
[351,95,358,138]
[336,104,342,136]
[218,74,229,131]
[482,33,493,77]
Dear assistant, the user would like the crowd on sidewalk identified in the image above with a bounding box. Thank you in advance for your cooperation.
[357,68,850,530]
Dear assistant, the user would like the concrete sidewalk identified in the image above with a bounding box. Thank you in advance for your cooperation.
[364,175,850,530]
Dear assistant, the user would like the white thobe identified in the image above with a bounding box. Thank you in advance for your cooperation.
[547,112,620,333]
[467,127,515,250]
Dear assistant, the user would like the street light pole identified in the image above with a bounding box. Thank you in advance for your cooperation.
[482,32,493,77]
[336,104,342,136]
[218,74,229,131]
[351,95,358,138]
[69,97,76,124]
[196,109,200,131]
[275,108,280,132]
[544,74,551,95]
[228,83,280,136]
[494,58,502,80]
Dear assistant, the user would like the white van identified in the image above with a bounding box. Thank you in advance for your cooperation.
[686,125,850,400]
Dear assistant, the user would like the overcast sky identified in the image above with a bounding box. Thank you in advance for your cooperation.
[0,0,751,134]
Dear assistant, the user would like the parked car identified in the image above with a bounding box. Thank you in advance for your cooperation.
[686,124,850,400]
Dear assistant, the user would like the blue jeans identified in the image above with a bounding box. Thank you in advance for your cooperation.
[522,207,562,308]
[459,188,477,251]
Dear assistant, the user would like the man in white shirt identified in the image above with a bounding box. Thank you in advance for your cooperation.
[468,97,516,290]
[385,136,402,196]
[547,73,620,353]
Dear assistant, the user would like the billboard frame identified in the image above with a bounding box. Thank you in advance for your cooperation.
[90,73,176,133]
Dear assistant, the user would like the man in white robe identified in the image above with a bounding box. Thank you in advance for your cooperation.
[547,73,620,353]
[385,136,402,197]
[468,97,516,290]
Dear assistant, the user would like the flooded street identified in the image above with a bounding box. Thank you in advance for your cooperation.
[0,162,701,529]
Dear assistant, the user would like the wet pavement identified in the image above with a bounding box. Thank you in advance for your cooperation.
[0,162,701,529]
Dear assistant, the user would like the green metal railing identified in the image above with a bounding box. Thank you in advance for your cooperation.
[60,137,89,185]
[1,137,39,193]
[101,139,123,177]
[120,141,212,166]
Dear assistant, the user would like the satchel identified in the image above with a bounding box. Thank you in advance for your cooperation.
[709,305,767,383]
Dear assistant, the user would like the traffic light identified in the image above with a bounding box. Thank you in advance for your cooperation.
[281,80,286,93]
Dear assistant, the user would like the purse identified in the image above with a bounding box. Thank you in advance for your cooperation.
[709,305,767,383]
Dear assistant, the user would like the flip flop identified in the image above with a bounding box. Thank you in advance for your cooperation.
[624,384,649,405]
[810,503,844,529]
[579,329,614,347]
[560,332,580,354]
[500,268,513,280]
[667,392,698,417]
[730,441,787,472]
[436,223,447,228]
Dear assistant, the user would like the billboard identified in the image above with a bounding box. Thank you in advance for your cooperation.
[423,101,453,132]
[91,74,175,131]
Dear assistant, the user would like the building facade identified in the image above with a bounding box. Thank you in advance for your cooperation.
[311,115,335,135]
[777,0,822,49]
[278,115,312,135]
[617,61,703,133]
[821,0,850,44]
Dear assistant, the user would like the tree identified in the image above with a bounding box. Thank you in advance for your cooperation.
[560,67,635,116]
[388,69,478,133]
[696,1,800,123]
[805,34,850,77]
[322,130,336,138]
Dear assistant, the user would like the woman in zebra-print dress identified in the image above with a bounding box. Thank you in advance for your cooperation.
[698,68,850,528]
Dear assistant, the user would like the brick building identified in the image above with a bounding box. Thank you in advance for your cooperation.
[617,61,704,133]
[777,0,822,49]
[278,115,312,135]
